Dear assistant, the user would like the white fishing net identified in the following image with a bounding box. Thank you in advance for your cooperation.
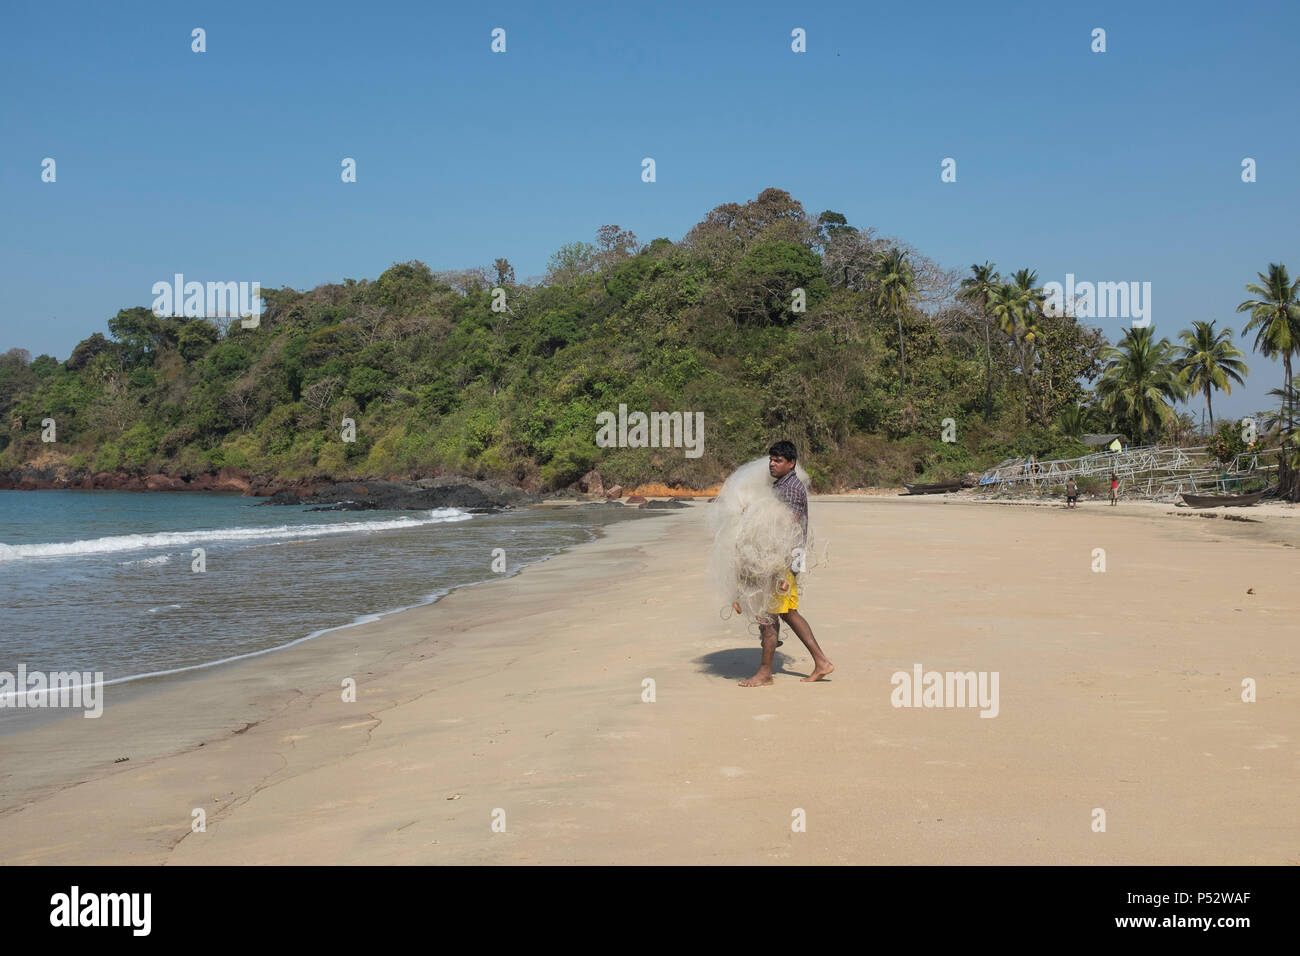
[707,457,820,625]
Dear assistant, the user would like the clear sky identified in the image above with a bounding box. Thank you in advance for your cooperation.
[2,0,1296,420]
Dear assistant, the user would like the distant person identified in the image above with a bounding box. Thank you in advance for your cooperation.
[1065,478,1078,509]
[1109,473,1118,506]
[737,441,834,687]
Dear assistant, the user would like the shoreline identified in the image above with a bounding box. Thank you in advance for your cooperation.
[0,503,692,862]
[0,512,610,728]
[3,496,1296,864]
[0,503,662,785]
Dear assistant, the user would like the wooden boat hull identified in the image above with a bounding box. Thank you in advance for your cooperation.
[1180,490,1266,508]
[903,482,962,495]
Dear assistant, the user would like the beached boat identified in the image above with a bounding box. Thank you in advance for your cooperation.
[1180,490,1267,508]
[903,481,962,495]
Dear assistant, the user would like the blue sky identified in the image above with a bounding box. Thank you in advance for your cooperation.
[1,0,1296,420]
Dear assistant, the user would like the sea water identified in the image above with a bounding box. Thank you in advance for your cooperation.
[0,490,644,726]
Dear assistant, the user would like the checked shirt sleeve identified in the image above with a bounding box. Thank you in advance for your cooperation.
[773,472,809,542]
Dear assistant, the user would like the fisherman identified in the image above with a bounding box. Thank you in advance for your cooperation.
[737,441,835,687]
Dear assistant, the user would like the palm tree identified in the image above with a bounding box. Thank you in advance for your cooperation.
[869,248,915,387]
[986,272,1046,417]
[1236,264,1300,496]
[958,262,999,421]
[1174,320,1248,430]
[1264,377,1299,454]
[1057,404,1088,438]
[988,282,1024,339]
[1096,326,1186,443]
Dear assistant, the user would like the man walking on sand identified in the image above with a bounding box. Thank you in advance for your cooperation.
[738,441,835,687]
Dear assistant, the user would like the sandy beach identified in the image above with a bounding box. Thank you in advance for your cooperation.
[2,495,1297,865]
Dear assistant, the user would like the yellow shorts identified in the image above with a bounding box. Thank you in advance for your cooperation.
[767,572,798,614]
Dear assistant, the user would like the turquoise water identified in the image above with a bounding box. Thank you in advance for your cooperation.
[0,490,644,721]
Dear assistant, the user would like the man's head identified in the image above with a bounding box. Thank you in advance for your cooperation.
[768,440,797,479]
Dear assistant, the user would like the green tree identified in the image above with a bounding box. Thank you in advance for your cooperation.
[177,319,220,362]
[1096,326,1186,443]
[65,333,115,371]
[868,248,915,386]
[545,242,599,285]
[1057,404,1088,438]
[1236,263,1300,496]
[107,307,166,368]
[729,241,829,325]
[958,262,1000,421]
[1174,320,1248,429]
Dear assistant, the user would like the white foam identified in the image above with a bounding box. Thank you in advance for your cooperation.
[1,521,599,695]
[0,508,472,562]
[120,554,173,567]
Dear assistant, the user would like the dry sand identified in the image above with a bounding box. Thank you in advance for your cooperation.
[1,496,1297,865]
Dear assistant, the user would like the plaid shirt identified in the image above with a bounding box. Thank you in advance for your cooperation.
[772,468,808,542]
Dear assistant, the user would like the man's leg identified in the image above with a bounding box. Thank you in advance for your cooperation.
[779,610,834,681]
[739,620,778,687]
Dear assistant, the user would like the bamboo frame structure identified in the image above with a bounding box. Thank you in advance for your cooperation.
[974,446,1275,500]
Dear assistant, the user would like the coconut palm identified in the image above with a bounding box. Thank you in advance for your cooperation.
[1010,268,1046,335]
[1174,320,1248,429]
[958,262,999,421]
[1236,263,1300,447]
[987,274,1043,411]
[869,247,916,387]
[1237,264,1300,498]
[987,282,1026,339]
[1057,404,1088,438]
[1096,326,1186,443]
[1263,379,1298,438]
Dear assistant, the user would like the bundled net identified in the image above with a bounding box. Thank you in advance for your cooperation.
[707,457,819,625]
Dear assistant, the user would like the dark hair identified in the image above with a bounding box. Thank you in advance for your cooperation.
[768,440,797,462]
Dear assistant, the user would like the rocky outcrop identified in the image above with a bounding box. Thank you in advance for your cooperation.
[144,473,186,491]
[573,469,604,495]
[605,484,623,499]
[262,477,541,513]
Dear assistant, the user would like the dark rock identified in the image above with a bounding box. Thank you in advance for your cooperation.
[145,473,185,491]
[264,478,541,513]
[576,469,604,495]
[625,495,647,504]
[262,490,303,506]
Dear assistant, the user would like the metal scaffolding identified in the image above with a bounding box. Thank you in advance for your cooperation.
[974,445,1274,500]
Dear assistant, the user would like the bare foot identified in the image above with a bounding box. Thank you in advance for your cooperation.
[732,601,742,614]
[800,661,835,682]
[738,672,774,687]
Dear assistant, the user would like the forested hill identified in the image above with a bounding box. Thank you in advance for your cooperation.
[0,188,1108,492]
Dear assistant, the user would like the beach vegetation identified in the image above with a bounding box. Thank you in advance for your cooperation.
[0,190,1290,495]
